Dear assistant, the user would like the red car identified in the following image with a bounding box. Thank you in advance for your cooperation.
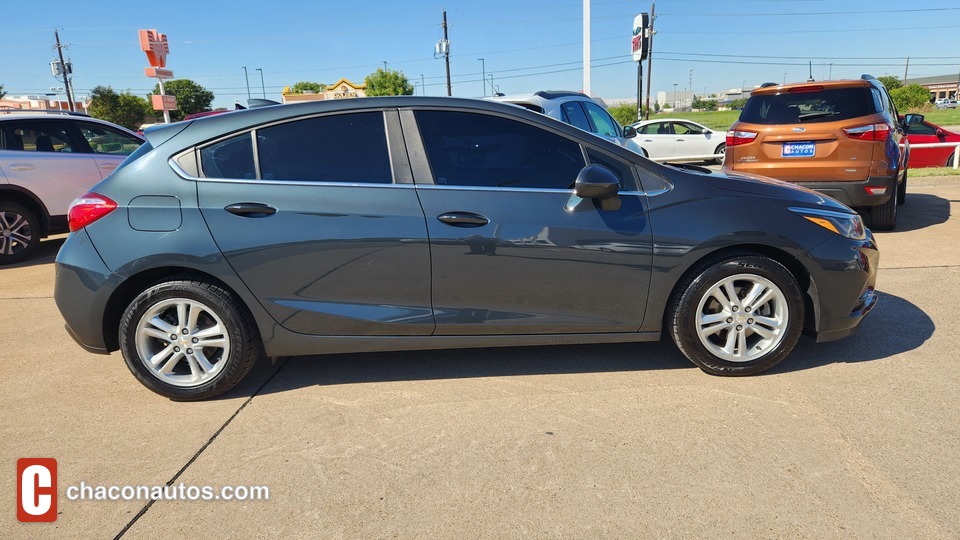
[904,118,960,168]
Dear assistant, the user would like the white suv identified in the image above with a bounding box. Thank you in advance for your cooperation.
[0,111,144,263]
[488,91,645,155]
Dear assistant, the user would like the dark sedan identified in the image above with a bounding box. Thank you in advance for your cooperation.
[55,97,879,400]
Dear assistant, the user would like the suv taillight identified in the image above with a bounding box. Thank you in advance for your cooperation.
[68,192,117,232]
[726,130,758,147]
[843,123,891,141]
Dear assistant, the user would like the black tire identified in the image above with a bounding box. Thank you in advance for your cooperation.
[668,252,804,376]
[946,152,958,169]
[714,143,725,165]
[118,279,261,400]
[0,202,41,265]
[866,182,897,230]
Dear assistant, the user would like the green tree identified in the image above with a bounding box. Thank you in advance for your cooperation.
[87,86,151,130]
[877,75,903,91]
[151,79,214,121]
[0,84,6,99]
[363,68,414,96]
[291,81,326,94]
[728,98,748,110]
[890,84,932,111]
[608,103,649,126]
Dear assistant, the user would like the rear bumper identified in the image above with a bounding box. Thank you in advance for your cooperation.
[54,230,117,355]
[789,175,898,207]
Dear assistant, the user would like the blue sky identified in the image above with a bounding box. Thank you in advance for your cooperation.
[3,0,959,109]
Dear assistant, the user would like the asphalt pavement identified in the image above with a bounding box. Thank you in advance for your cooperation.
[3,181,959,538]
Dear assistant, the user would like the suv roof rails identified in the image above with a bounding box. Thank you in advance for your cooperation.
[759,82,778,88]
[534,91,587,100]
[0,109,90,117]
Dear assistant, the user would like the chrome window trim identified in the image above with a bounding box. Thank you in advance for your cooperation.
[168,156,411,188]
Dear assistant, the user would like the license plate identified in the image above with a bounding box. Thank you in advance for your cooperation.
[782,142,815,158]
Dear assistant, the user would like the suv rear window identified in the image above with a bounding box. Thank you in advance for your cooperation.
[739,87,875,125]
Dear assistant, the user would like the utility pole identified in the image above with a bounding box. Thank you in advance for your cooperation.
[53,29,75,112]
[583,0,591,95]
[421,74,425,96]
[489,74,496,96]
[442,10,451,96]
[242,67,251,100]
[256,68,265,98]
[383,61,388,71]
[903,57,910,83]
[478,58,486,97]
[644,1,656,120]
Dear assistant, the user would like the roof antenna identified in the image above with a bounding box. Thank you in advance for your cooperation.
[808,61,815,82]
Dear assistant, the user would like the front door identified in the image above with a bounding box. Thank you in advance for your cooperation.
[406,109,652,335]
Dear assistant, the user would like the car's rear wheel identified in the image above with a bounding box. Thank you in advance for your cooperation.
[668,253,804,376]
[0,202,40,265]
[118,279,261,400]
[897,167,907,205]
[714,143,725,165]
[866,183,897,230]
[946,152,958,169]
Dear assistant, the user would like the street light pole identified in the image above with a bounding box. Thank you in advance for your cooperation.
[256,68,265,98]
[783,72,787,85]
[489,74,496,96]
[383,61,388,71]
[478,58,486,97]
[242,67,251,100]
[673,83,678,110]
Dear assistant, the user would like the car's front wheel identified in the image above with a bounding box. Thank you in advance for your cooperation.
[0,202,40,265]
[668,253,804,376]
[118,279,261,400]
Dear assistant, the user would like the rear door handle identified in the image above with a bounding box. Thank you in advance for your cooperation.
[99,163,119,171]
[437,212,489,227]
[8,164,35,171]
[225,202,277,217]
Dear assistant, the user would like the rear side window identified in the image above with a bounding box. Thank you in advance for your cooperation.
[201,134,256,180]
[739,87,874,124]
[560,102,592,132]
[76,122,143,155]
[1,120,75,152]
[582,102,621,137]
[256,112,391,183]
[415,110,585,189]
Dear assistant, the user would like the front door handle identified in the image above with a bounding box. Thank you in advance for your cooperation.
[225,202,277,217]
[7,164,35,171]
[99,163,119,171]
[437,212,489,227]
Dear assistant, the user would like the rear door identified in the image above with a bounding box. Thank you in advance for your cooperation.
[71,121,144,179]
[636,122,675,158]
[196,109,433,336]
[0,119,101,216]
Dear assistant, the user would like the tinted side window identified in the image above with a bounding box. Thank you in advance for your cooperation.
[640,122,671,135]
[586,149,637,191]
[257,112,391,183]
[201,133,256,180]
[674,122,704,135]
[2,120,75,152]
[560,102,592,132]
[77,122,143,155]
[906,122,937,135]
[582,102,620,137]
[415,110,585,189]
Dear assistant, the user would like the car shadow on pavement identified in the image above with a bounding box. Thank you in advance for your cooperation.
[228,291,930,398]
[881,193,950,233]
[5,237,65,269]
[767,290,933,374]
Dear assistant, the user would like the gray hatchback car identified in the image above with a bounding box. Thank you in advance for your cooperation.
[55,97,879,400]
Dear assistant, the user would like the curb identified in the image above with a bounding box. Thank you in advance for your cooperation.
[907,175,960,187]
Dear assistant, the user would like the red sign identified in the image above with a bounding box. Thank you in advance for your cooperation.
[151,94,178,111]
[17,458,57,522]
[144,67,174,79]
[139,29,170,68]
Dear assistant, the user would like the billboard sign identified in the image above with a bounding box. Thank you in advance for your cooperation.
[632,13,650,62]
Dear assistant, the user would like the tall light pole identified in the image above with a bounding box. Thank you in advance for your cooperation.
[478,58,486,97]
[421,74,425,96]
[256,68,265,98]
[783,72,788,85]
[242,67,251,100]
[383,61,388,71]
[673,83,678,110]
[489,73,496,95]
[583,0,591,95]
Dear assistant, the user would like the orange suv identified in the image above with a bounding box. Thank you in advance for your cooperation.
[723,76,922,230]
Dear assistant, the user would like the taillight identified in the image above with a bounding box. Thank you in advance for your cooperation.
[843,123,890,141]
[726,130,758,147]
[68,192,117,232]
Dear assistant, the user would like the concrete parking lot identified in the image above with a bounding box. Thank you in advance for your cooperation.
[3,181,960,538]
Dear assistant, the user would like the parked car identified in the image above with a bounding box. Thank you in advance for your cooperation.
[0,110,144,264]
[934,98,958,110]
[55,97,879,400]
[628,118,726,163]
[487,91,644,155]
[723,76,919,231]
[903,117,960,168]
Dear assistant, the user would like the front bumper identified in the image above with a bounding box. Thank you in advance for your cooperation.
[804,229,880,342]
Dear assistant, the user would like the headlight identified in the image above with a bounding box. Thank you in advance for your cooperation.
[788,207,866,240]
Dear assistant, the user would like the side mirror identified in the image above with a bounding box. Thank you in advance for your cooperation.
[574,165,621,200]
[903,113,924,127]
[623,125,638,139]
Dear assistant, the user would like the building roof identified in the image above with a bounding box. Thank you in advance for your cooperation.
[906,74,960,86]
